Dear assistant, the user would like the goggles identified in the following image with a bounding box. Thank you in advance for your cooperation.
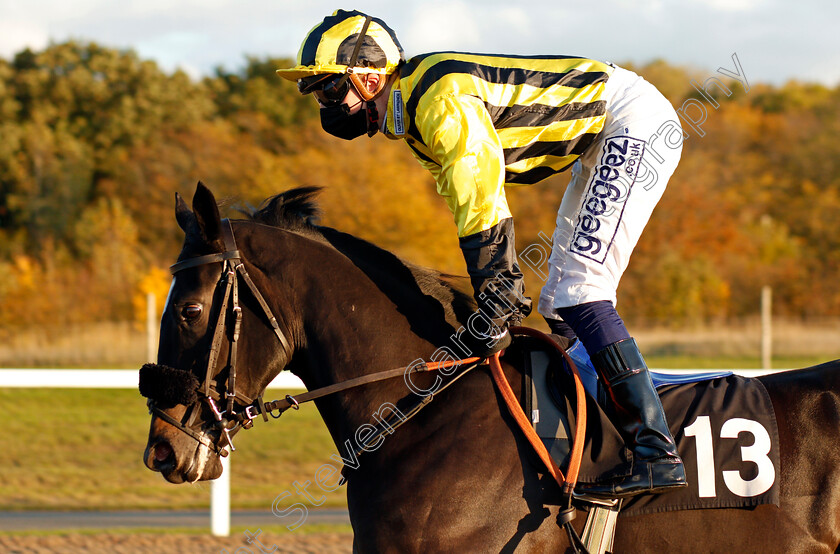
[311,75,352,106]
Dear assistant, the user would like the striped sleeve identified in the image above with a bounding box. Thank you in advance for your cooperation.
[415,93,512,237]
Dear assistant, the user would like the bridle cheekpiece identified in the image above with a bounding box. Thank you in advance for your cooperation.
[140,219,292,456]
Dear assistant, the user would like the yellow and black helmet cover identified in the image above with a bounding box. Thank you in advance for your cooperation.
[277,9,404,93]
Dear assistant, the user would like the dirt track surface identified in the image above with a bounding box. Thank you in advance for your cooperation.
[0,532,354,553]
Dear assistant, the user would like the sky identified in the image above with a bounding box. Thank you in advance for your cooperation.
[0,0,838,87]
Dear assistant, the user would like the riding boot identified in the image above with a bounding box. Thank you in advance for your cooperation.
[576,338,687,498]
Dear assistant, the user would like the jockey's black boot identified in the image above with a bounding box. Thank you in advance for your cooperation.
[576,338,687,498]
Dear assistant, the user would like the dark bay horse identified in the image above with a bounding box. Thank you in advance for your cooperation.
[142,183,840,552]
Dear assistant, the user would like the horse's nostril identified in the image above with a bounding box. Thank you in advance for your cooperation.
[155,442,174,463]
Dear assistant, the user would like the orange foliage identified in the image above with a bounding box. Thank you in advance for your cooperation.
[1,42,840,333]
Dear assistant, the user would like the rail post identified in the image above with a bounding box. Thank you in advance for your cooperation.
[211,454,231,536]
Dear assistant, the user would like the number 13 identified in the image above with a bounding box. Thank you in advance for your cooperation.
[684,416,776,498]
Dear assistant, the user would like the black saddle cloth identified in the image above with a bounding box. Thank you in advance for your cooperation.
[512,336,780,515]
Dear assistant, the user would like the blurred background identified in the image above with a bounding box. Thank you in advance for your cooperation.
[1,0,838,550]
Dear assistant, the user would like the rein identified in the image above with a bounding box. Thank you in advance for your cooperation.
[493,327,588,496]
[233,356,482,424]
[145,219,488,456]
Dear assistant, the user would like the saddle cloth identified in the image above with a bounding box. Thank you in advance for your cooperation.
[518,337,781,515]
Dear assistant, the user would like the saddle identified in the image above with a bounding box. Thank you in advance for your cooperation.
[508,333,781,552]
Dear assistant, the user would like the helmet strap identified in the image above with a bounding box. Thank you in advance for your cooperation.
[334,16,373,93]
[349,72,386,102]
[364,100,379,137]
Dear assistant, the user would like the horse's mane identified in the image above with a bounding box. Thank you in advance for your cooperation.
[242,187,476,322]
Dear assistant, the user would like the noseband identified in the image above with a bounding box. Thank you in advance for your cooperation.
[142,219,291,456]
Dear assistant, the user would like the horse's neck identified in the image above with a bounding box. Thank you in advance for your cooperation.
[282,232,461,441]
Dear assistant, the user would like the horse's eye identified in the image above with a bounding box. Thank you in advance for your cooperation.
[182,304,203,320]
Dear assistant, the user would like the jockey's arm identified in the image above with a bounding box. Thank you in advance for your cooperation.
[417,94,532,327]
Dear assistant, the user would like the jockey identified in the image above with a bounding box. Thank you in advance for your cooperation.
[277,9,687,498]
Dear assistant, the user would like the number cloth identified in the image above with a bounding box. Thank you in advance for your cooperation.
[621,375,780,516]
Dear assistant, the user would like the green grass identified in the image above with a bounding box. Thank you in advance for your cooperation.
[1,388,344,511]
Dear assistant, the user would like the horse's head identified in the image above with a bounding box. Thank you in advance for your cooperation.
[140,182,292,482]
[140,181,479,483]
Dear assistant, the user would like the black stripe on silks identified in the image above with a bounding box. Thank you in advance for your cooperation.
[407,126,424,144]
[404,52,589,76]
[299,9,362,66]
[486,100,606,129]
[408,58,608,92]
[502,131,601,166]
[401,52,444,79]
[404,59,608,140]
[505,165,571,185]
[406,141,438,166]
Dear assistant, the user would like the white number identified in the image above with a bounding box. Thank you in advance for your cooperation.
[720,418,775,497]
[684,415,775,498]
[684,415,717,497]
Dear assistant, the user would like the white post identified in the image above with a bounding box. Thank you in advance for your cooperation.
[761,286,772,370]
[211,454,231,536]
[146,292,157,363]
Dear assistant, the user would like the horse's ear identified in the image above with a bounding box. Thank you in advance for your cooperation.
[175,192,195,234]
[191,181,222,244]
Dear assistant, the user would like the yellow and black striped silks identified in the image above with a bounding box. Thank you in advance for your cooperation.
[382,52,614,237]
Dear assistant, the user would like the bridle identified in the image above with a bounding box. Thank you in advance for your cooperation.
[145,219,292,456]
[143,219,483,457]
[143,218,588,519]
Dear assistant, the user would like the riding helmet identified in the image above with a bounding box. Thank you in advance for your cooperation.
[276,9,405,99]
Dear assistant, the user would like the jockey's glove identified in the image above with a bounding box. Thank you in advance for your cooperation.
[459,217,532,328]
[461,324,512,359]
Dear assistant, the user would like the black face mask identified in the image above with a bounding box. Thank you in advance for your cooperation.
[320,101,379,141]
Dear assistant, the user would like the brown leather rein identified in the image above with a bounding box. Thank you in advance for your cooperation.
[496,327,588,496]
[148,219,587,496]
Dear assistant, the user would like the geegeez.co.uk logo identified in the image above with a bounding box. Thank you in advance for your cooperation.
[570,136,646,264]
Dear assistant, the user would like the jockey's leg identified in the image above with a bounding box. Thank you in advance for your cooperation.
[556,301,686,497]
[588,336,687,496]
[544,317,578,341]
[537,65,686,497]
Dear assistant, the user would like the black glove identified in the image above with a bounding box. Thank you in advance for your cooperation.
[461,324,512,358]
[459,218,532,328]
